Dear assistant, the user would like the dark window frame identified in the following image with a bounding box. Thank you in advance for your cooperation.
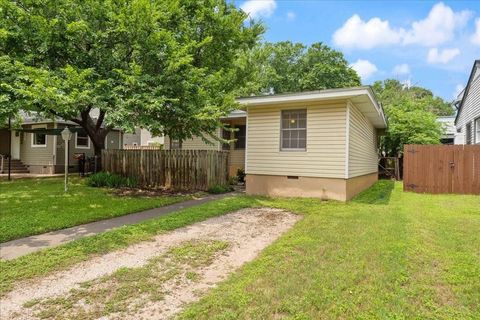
[466,122,472,145]
[234,125,246,150]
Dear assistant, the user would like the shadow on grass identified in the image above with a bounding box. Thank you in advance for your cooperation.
[351,179,395,205]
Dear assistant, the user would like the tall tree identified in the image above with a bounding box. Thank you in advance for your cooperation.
[0,0,263,154]
[372,79,448,156]
[238,41,360,95]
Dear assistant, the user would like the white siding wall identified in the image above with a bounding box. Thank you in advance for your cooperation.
[456,67,480,144]
[348,102,378,178]
[246,102,347,179]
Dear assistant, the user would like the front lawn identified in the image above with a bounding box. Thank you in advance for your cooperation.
[1,181,479,318]
[0,177,188,242]
[179,182,480,319]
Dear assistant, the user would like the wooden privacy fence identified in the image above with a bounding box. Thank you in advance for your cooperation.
[403,144,480,195]
[102,149,229,190]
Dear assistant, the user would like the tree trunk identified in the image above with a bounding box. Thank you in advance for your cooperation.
[70,110,111,157]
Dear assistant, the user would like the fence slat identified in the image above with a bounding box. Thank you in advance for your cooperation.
[403,144,480,195]
[102,149,229,191]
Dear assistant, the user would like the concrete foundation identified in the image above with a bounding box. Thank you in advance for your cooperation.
[246,172,378,201]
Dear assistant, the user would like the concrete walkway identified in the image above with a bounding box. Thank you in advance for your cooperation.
[0,192,238,260]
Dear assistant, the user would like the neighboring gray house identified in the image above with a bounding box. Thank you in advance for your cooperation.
[437,116,456,144]
[0,115,123,174]
[123,128,164,147]
[454,60,480,145]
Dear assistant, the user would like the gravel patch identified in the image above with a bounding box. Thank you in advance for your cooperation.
[1,207,300,319]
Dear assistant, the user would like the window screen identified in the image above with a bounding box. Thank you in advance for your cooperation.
[76,132,89,147]
[281,110,306,150]
[32,131,46,146]
[466,122,472,145]
[475,118,480,144]
[170,139,181,150]
[234,125,246,149]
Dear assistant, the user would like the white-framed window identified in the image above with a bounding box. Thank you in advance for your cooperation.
[31,125,47,148]
[280,109,307,151]
[75,131,90,149]
[466,122,472,145]
[170,139,182,150]
[475,117,480,144]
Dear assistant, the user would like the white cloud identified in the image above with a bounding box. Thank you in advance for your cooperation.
[471,18,480,45]
[333,2,472,49]
[403,2,472,46]
[427,48,460,64]
[286,11,296,21]
[240,0,277,19]
[333,15,403,49]
[350,59,378,79]
[393,63,411,75]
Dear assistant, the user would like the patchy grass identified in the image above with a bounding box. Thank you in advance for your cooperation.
[0,177,188,242]
[179,181,480,319]
[2,180,479,318]
[0,195,254,296]
[24,240,229,319]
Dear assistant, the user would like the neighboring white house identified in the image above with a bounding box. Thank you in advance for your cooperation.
[454,60,480,145]
[123,128,164,147]
[437,116,456,144]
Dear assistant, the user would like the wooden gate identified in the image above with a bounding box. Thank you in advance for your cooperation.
[403,145,480,194]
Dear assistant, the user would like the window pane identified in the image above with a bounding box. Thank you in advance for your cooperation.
[77,133,89,147]
[234,125,246,149]
[35,133,46,145]
[281,109,306,150]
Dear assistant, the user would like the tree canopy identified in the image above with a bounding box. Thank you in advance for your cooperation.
[0,0,263,154]
[372,79,452,156]
[239,41,360,95]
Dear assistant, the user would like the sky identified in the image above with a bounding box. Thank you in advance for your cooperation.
[237,0,480,102]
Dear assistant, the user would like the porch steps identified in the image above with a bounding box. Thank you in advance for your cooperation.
[1,159,30,174]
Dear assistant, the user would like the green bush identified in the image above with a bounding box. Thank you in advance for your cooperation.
[86,172,138,188]
[207,184,233,194]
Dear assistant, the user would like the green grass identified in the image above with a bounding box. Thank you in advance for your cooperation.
[178,181,480,319]
[1,180,479,318]
[0,177,188,242]
[0,195,254,296]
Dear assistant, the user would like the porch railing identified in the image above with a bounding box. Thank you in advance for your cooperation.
[0,154,4,173]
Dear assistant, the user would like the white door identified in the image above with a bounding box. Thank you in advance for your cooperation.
[11,130,20,159]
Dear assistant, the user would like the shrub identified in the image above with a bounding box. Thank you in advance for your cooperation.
[236,168,246,183]
[207,184,233,194]
[86,172,138,188]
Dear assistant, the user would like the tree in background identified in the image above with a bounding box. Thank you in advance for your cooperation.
[372,79,452,156]
[238,41,360,95]
[0,0,263,154]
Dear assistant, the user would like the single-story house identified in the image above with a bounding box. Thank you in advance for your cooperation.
[454,59,480,145]
[166,86,387,201]
[0,115,122,174]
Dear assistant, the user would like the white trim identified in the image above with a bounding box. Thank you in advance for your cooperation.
[104,135,108,150]
[31,124,47,148]
[237,86,386,129]
[53,123,57,165]
[245,107,249,174]
[75,132,91,149]
[345,102,351,179]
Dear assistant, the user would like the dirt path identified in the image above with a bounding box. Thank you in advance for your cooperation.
[1,208,301,320]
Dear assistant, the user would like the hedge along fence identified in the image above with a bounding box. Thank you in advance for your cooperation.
[101,149,229,190]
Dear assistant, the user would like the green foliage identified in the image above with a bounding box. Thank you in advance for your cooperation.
[207,184,233,194]
[373,79,450,156]
[239,41,360,95]
[0,0,264,149]
[86,172,138,188]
